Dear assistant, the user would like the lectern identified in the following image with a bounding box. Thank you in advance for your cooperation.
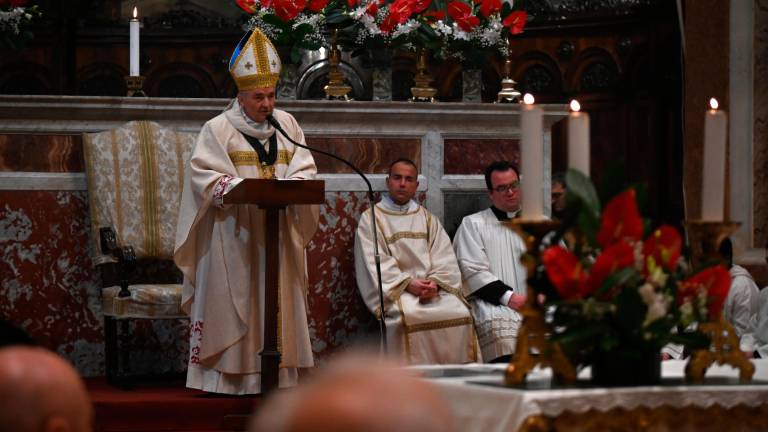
[224,178,325,394]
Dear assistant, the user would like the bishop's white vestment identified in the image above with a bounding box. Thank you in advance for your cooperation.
[354,197,480,364]
[453,208,527,361]
[174,102,319,394]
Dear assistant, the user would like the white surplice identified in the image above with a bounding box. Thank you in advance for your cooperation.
[354,197,480,364]
[174,102,319,394]
[453,208,527,361]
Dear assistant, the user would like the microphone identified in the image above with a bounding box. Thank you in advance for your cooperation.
[266,114,389,353]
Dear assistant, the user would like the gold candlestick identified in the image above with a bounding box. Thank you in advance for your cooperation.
[503,219,577,386]
[324,29,352,101]
[410,48,437,102]
[125,76,147,97]
[683,219,753,383]
[497,38,521,103]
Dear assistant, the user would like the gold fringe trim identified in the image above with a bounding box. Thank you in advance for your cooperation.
[385,231,428,245]
[405,317,473,334]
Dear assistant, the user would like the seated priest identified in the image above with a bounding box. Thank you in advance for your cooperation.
[354,158,480,364]
[174,28,319,394]
[453,161,527,363]
[719,238,760,354]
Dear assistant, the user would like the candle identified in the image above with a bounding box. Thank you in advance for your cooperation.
[520,93,544,220]
[129,7,140,76]
[701,97,727,221]
[567,99,590,176]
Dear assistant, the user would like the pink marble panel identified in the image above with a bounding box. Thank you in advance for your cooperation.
[0,134,83,172]
[444,138,520,174]
[306,137,421,174]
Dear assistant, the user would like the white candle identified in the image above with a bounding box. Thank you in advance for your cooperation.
[129,7,140,76]
[521,93,544,220]
[701,97,727,221]
[567,99,590,176]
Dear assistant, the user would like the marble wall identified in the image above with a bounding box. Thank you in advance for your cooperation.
[0,97,564,375]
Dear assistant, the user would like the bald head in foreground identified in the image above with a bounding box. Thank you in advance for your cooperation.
[250,354,454,432]
[0,346,93,432]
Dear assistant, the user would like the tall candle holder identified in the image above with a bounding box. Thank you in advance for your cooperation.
[410,48,437,102]
[323,29,352,101]
[683,219,754,383]
[125,76,147,97]
[496,38,521,103]
[503,219,577,386]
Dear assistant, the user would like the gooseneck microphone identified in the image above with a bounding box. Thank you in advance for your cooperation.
[266,114,388,353]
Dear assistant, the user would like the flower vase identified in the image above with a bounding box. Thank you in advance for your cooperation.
[462,68,482,103]
[276,63,298,100]
[591,348,661,387]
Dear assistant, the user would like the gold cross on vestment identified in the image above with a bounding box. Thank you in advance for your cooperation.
[271,60,277,68]
[245,61,254,70]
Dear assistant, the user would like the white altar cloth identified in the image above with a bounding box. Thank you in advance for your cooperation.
[411,360,768,432]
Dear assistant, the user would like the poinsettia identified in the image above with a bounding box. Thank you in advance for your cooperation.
[596,188,644,247]
[448,1,480,32]
[643,225,682,272]
[542,246,588,301]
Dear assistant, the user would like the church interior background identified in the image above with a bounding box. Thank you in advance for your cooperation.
[1,0,766,383]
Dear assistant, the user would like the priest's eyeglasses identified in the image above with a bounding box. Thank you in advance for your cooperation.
[492,181,520,193]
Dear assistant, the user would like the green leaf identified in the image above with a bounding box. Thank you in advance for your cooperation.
[290,46,303,64]
[263,14,290,29]
[566,169,600,220]
[594,267,638,298]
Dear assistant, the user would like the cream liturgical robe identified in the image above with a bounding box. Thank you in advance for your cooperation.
[174,102,319,394]
[453,208,527,361]
[354,197,480,364]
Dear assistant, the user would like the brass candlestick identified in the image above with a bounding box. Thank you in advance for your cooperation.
[503,219,577,386]
[496,38,521,103]
[125,76,147,97]
[683,219,753,383]
[324,29,352,101]
[410,48,437,102]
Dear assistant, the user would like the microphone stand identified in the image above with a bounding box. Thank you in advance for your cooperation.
[266,115,388,353]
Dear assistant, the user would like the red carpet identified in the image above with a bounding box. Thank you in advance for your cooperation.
[87,378,260,432]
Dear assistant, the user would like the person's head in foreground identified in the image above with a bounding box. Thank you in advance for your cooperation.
[250,353,454,432]
[0,346,93,432]
[485,161,521,214]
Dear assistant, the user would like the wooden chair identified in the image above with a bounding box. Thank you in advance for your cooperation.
[83,120,196,386]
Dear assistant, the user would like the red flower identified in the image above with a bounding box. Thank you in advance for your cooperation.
[273,0,306,21]
[236,0,259,13]
[503,10,527,35]
[587,240,636,297]
[380,0,414,33]
[542,246,589,301]
[412,0,432,13]
[422,10,445,22]
[596,188,644,248]
[479,0,501,18]
[642,225,682,272]
[308,0,329,12]
[448,1,480,32]
[364,0,382,16]
[678,265,731,319]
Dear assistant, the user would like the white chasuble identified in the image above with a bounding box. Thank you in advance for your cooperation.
[174,104,319,394]
[354,199,480,364]
[453,208,527,361]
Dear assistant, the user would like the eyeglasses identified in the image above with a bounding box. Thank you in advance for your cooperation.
[492,181,520,193]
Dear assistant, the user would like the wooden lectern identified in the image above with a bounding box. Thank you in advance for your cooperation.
[224,178,325,394]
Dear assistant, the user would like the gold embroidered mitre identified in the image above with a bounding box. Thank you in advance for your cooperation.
[229,28,282,91]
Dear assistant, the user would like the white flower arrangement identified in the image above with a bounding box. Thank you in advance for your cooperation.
[0,7,30,35]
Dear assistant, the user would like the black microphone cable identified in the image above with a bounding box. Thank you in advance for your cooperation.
[266,114,388,353]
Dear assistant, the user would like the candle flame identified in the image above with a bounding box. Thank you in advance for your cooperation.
[709,98,719,110]
[133,7,138,18]
[523,93,535,105]
[570,99,581,112]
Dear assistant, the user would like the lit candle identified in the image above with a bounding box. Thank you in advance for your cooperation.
[521,93,544,220]
[129,7,140,76]
[701,97,727,221]
[567,99,590,176]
